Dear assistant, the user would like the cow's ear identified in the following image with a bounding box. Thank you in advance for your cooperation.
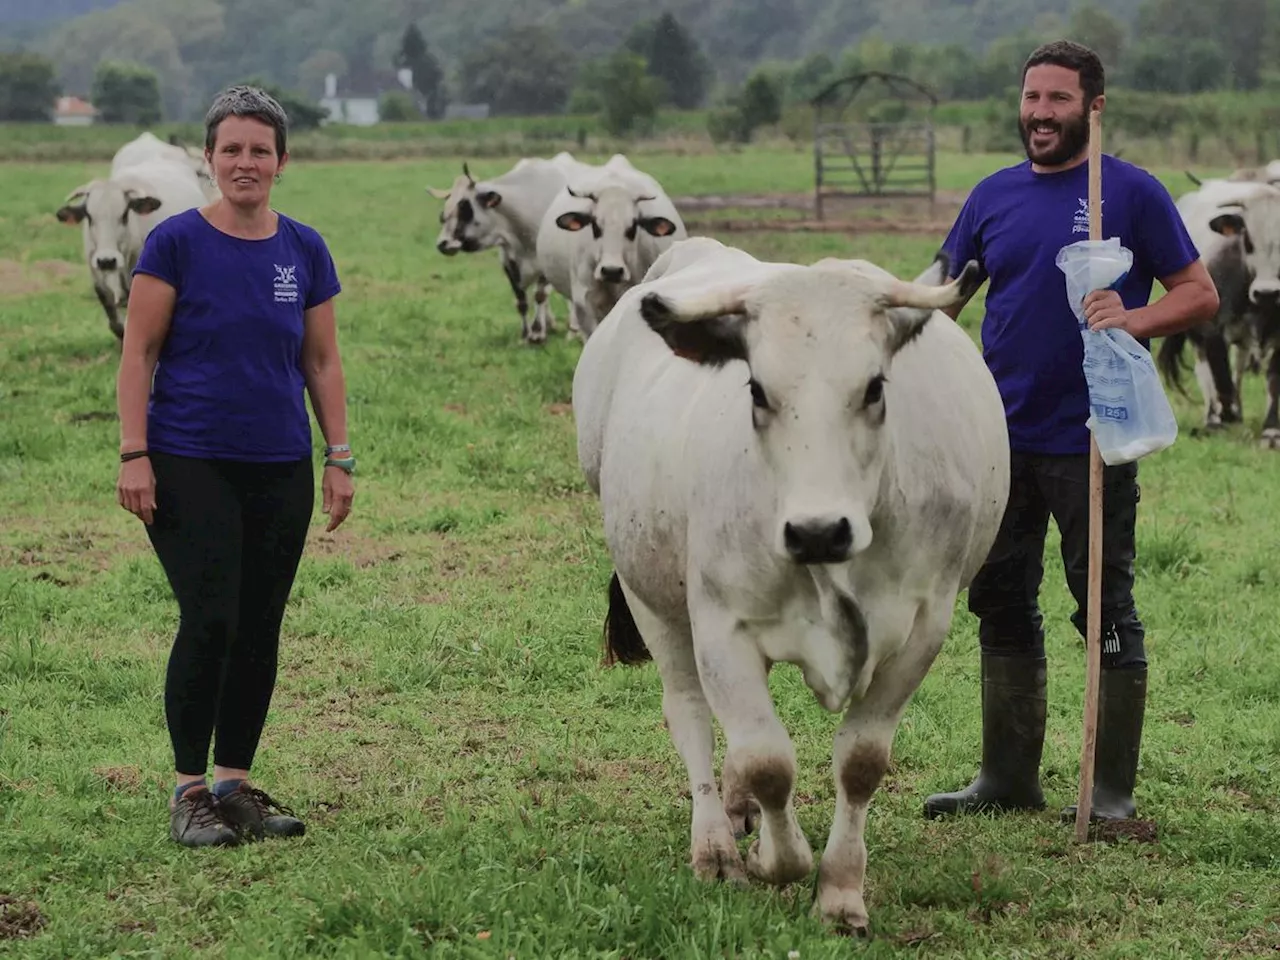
[639,217,676,238]
[478,190,502,209]
[1210,212,1253,253]
[127,193,163,215]
[640,292,750,367]
[556,211,593,232]
[56,186,91,224]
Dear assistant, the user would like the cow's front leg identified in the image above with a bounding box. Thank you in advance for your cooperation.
[694,611,812,886]
[531,274,555,338]
[94,285,124,340]
[721,749,760,838]
[619,579,745,884]
[815,602,946,936]
[502,254,535,344]
[1261,347,1280,449]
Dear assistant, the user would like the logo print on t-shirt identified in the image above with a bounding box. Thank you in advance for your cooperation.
[274,264,298,303]
[1073,197,1104,235]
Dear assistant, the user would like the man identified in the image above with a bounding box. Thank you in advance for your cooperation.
[924,40,1219,823]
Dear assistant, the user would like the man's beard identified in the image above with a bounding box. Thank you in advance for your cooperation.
[1019,110,1089,167]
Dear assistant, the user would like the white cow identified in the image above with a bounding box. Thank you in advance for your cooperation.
[573,237,1009,933]
[537,165,686,340]
[1159,179,1280,434]
[56,158,208,340]
[427,152,623,344]
[112,131,218,201]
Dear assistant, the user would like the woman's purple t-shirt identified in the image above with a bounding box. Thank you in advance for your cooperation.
[133,209,341,461]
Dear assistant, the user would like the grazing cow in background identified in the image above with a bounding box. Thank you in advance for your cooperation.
[1161,179,1280,442]
[427,152,635,344]
[573,237,1009,933]
[55,158,207,339]
[536,170,686,339]
[112,131,218,201]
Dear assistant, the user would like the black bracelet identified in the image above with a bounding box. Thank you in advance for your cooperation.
[120,450,149,463]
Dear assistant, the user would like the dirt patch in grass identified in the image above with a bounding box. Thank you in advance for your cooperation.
[1091,819,1159,844]
[93,765,145,793]
[0,258,79,299]
[0,896,47,941]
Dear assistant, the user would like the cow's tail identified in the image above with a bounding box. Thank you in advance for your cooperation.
[603,572,652,667]
[1157,331,1190,398]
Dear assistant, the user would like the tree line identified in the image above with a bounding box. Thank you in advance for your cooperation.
[2,0,1278,126]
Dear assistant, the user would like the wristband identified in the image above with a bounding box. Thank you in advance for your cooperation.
[324,443,351,456]
[324,456,356,474]
[120,450,149,463]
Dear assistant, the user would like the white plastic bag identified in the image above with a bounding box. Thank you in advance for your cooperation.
[1055,238,1178,465]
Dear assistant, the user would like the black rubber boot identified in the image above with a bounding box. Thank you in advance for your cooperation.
[1061,666,1147,822]
[923,653,1047,819]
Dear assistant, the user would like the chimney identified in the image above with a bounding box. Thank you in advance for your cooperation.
[324,73,337,99]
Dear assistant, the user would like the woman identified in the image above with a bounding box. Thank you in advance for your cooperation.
[116,86,355,848]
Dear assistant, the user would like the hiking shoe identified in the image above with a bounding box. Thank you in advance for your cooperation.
[218,785,306,840]
[170,787,240,848]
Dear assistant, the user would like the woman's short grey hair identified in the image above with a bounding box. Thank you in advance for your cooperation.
[204,85,289,158]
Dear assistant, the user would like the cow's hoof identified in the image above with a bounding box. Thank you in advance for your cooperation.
[525,329,548,346]
[725,796,760,839]
[1260,430,1280,450]
[691,841,748,887]
[746,834,813,886]
[813,889,870,937]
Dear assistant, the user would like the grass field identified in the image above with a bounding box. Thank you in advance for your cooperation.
[2,147,1279,959]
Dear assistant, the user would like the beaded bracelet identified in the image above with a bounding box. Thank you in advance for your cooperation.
[324,443,352,456]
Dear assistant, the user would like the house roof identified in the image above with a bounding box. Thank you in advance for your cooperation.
[55,96,98,117]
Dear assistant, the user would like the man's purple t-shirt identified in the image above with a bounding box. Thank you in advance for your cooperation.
[133,209,341,461]
[941,155,1199,455]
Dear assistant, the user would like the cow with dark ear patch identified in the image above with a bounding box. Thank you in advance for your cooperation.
[572,235,1009,934]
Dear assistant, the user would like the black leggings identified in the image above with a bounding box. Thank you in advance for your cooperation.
[968,452,1146,669]
[146,452,313,775]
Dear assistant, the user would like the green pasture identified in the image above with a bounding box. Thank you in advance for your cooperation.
[1,150,1278,958]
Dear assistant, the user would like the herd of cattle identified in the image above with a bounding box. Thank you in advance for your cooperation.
[29,138,1280,930]
[45,135,1280,446]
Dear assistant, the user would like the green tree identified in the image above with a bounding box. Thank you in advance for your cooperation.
[92,60,163,124]
[598,50,663,136]
[239,76,328,130]
[0,52,60,121]
[458,25,574,116]
[379,89,420,121]
[394,22,447,119]
[623,12,710,110]
[1068,2,1126,69]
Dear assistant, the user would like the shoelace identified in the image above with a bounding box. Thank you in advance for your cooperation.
[183,790,226,829]
[240,787,298,819]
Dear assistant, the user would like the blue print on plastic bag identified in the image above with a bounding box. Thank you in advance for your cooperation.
[1055,239,1179,464]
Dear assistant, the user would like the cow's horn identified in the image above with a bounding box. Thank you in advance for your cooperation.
[634,194,656,203]
[878,260,983,310]
[567,186,598,202]
[462,162,475,185]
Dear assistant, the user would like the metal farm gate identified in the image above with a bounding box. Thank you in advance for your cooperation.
[811,72,939,220]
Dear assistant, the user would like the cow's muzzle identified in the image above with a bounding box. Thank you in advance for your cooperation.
[1250,284,1280,307]
[784,517,854,565]
[436,240,461,256]
[596,264,629,284]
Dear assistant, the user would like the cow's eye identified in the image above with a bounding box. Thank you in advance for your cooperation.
[748,378,771,410]
[863,375,886,407]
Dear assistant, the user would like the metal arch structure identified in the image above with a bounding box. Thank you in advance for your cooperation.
[811,72,939,220]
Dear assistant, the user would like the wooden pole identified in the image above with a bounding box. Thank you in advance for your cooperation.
[1075,107,1105,842]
